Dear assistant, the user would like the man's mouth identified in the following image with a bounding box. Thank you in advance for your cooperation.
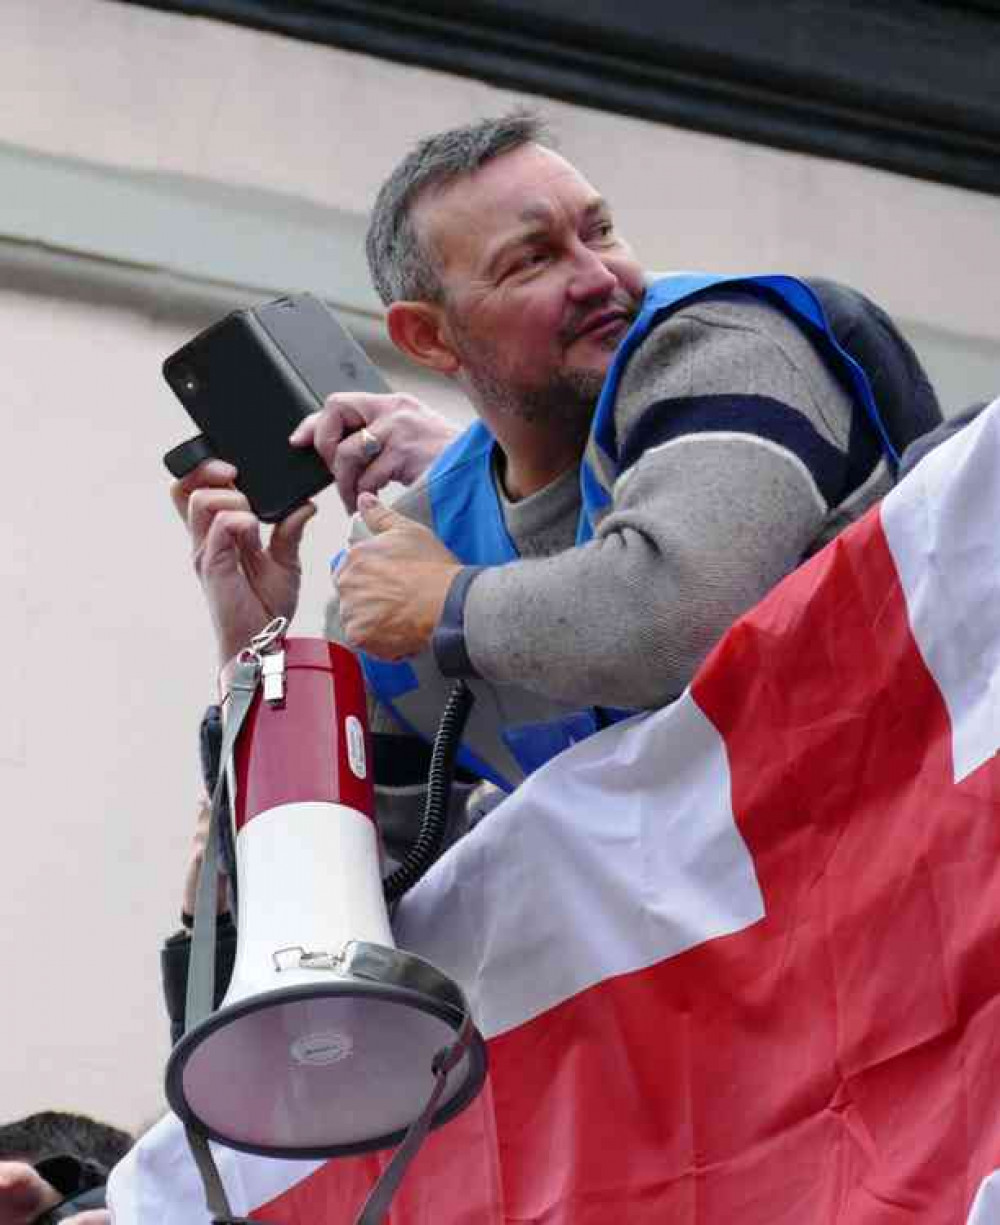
[581,312,628,338]
[561,295,639,348]
[568,309,632,346]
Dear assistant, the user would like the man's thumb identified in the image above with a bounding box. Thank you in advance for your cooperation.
[270,500,317,563]
[357,492,402,533]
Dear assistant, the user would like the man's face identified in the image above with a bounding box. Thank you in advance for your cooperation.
[416,144,646,427]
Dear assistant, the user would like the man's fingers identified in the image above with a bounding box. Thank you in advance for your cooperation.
[356,450,403,500]
[269,501,317,567]
[325,392,386,424]
[302,391,454,509]
[198,509,263,577]
[293,395,368,465]
[288,410,324,448]
[187,487,253,551]
[332,433,377,513]
[0,1160,61,1219]
[169,459,238,524]
[357,491,405,534]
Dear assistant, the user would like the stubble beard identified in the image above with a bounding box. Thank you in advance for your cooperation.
[453,327,609,428]
[448,290,637,428]
[469,362,605,427]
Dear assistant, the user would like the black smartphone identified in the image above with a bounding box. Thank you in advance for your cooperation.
[162,293,391,522]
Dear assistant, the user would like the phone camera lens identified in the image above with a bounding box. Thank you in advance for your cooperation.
[174,366,199,397]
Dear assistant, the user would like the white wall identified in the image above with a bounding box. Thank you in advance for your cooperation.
[0,0,997,1134]
[0,255,472,1132]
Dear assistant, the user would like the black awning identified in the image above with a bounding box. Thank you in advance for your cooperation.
[118,0,1000,196]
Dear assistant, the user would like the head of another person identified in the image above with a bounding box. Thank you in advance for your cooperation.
[366,111,645,443]
[0,1112,131,1223]
[0,1110,131,1178]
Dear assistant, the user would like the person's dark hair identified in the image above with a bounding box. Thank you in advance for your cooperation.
[0,1111,132,1171]
[366,109,554,307]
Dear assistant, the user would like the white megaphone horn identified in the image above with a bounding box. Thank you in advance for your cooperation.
[165,633,487,1168]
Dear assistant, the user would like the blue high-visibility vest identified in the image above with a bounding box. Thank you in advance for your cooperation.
[358,273,894,790]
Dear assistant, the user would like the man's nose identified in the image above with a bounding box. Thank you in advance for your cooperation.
[567,243,618,300]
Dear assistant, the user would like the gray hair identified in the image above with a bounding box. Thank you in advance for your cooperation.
[365,110,554,307]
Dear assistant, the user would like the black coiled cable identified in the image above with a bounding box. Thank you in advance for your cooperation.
[383,680,475,902]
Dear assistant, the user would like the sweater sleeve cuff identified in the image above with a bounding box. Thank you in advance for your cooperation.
[433,566,485,678]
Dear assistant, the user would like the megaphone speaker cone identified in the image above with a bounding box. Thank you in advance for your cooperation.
[166,951,488,1158]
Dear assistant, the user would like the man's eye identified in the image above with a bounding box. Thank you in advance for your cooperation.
[590,220,615,241]
[505,250,548,277]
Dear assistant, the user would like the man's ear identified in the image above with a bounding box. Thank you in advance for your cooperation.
[386,301,460,376]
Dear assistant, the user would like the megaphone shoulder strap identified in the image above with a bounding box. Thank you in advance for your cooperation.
[185,1126,254,1224]
[185,657,261,1035]
[182,653,271,1225]
[354,1055,455,1224]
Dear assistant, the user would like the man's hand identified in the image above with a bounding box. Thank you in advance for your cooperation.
[170,460,316,666]
[336,493,462,660]
[0,1161,60,1225]
[290,392,460,513]
[61,1213,110,1224]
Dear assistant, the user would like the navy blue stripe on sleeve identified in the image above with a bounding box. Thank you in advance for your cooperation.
[619,393,849,508]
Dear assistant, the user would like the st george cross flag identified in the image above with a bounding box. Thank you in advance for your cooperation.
[111,398,1000,1224]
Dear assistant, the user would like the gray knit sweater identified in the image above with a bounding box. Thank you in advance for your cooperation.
[421,290,888,708]
[329,289,891,835]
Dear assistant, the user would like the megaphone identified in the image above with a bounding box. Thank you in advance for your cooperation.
[165,636,487,1160]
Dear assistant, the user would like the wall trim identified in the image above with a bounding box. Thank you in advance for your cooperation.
[0,140,380,317]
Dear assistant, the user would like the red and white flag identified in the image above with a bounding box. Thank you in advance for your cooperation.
[111,399,1000,1224]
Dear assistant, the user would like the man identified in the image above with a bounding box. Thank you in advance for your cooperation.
[0,1112,131,1225]
[174,111,937,809]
